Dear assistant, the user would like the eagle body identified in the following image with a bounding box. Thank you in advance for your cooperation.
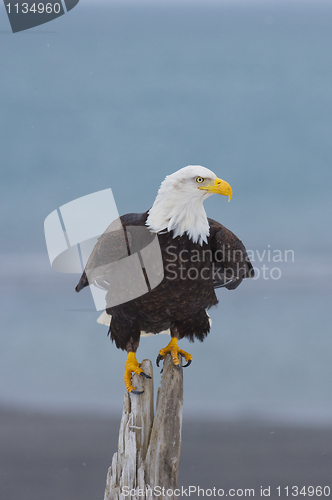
[76,211,253,351]
[75,165,254,393]
[108,212,217,352]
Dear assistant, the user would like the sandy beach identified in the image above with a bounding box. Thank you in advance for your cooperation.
[1,407,332,500]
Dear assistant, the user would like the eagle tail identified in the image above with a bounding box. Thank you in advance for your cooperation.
[97,310,111,326]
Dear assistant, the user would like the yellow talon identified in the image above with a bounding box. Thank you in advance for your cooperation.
[124,351,147,393]
[157,337,193,367]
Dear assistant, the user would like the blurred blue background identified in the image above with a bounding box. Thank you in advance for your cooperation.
[0,0,331,425]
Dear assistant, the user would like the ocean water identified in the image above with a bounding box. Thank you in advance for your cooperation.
[0,0,332,425]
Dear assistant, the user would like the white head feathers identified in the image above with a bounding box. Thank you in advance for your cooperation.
[146,165,218,245]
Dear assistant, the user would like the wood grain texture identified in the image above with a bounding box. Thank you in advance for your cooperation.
[104,355,183,500]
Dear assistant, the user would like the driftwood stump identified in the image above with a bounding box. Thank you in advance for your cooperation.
[104,354,183,500]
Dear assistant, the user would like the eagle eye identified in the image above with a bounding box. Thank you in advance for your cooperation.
[195,176,205,184]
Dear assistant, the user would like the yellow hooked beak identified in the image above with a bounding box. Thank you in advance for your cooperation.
[199,177,233,201]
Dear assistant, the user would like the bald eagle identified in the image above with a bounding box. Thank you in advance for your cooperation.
[76,166,254,393]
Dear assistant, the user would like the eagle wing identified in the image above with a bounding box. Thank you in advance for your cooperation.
[75,212,148,293]
[208,218,254,290]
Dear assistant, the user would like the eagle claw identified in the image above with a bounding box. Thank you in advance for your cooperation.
[182,358,192,368]
[156,353,164,367]
[124,352,151,394]
[130,389,144,395]
[156,338,193,370]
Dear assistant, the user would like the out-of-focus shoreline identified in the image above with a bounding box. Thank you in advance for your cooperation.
[1,406,332,500]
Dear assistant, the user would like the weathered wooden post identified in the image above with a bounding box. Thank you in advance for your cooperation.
[104,354,183,500]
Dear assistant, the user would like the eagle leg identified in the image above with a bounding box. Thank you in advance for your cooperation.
[156,337,193,369]
[124,351,151,394]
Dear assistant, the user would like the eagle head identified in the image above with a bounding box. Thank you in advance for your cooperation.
[146,165,232,245]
